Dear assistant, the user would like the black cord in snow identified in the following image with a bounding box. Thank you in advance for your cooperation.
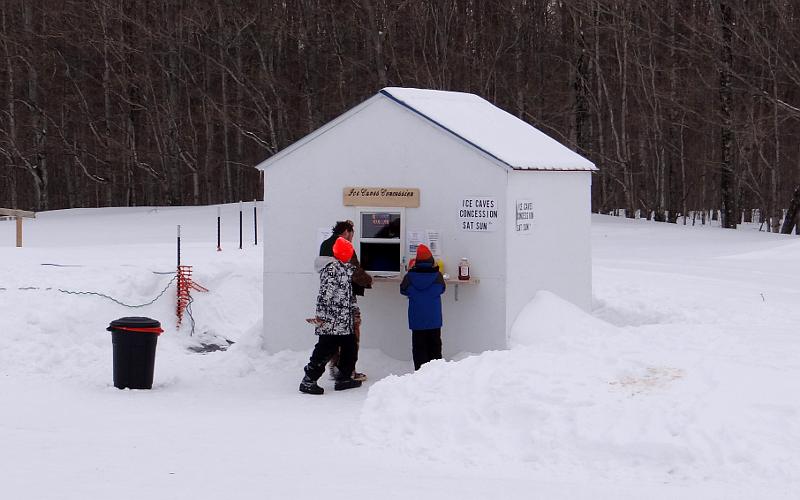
[57,274,178,308]
[39,263,175,276]
[185,292,196,336]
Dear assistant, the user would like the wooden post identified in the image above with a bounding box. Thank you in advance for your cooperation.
[217,206,222,252]
[0,208,36,247]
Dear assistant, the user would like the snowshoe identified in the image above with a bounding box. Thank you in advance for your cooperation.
[352,372,367,382]
[334,378,362,391]
[299,376,324,395]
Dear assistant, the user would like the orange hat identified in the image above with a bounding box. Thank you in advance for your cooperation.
[333,237,354,263]
[415,244,433,262]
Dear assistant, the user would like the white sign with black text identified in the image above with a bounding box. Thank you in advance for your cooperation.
[426,230,441,256]
[459,197,499,232]
[407,230,443,258]
[515,200,534,234]
[407,230,424,258]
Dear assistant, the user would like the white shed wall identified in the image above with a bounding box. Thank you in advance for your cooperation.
[504,170,593,332]
[263,96,508,360]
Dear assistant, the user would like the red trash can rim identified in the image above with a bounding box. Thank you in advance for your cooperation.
[110,326,163,335]
[107,317,163,335]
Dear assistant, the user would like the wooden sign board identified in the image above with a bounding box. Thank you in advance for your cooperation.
[0,208,35,218]
[343,187,420,207]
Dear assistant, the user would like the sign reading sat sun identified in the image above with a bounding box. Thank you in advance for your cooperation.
[515,200,534,234]
[459,197,499,231]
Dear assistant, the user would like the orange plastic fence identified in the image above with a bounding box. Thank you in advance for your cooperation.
[176,265,209,328]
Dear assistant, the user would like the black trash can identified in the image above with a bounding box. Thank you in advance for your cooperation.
[107,317,163,390]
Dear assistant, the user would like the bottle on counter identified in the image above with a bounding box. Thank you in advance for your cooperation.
[458,257,470,281]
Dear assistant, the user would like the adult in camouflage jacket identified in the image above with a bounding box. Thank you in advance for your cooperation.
[315,220,371,381]
[313,257,358,337]
[299,237,363,395]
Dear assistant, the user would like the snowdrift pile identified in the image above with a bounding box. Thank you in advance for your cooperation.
[357,289,799,485]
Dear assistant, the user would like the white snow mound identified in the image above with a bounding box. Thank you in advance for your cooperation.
[508,290,616,348]
[355,291,797,485]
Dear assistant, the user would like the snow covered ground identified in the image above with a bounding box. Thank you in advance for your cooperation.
[2,206,799,499]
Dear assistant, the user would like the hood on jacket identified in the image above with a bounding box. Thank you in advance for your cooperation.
[314,256,337,273]
[408,261,440,290]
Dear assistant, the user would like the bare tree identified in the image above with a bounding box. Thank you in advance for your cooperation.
[0,0,799,222]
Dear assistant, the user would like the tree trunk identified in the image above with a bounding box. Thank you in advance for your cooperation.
[770,74,781,232]
[23,2,48,210]
[666,0,679,223]
[715,0,737,229]
[779,185,800,234]
[217,1,233,203]
[2,2,17,208]
[101,1,114,206]
[360,0,388,88]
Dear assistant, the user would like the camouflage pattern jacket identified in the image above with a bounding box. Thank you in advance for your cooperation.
[314,260,358,336]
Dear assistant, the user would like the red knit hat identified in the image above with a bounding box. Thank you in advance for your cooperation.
[415,244,433,262]
[333,237,354,263]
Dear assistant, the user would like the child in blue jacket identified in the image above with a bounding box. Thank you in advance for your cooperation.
[400,244,446,370]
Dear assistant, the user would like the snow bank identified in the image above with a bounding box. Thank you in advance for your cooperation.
[356,291,799,486]
[508,290,616,348]
[357,293,630,471]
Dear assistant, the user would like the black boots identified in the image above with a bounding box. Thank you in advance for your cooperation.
[334,378,362,391]
[299,375,324,395]
[299,375,362,394]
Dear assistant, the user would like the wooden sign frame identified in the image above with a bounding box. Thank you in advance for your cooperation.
[343,187,420,208]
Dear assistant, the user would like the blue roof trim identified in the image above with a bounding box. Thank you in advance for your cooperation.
[379,89,514,170]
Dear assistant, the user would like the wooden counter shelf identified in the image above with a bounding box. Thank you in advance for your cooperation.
[370,274,479,301]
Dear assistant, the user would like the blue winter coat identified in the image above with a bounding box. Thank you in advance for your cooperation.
[400,261,446,330]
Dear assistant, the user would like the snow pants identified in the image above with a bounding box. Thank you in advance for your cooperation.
[305,334,357,381]
[412,328,442,371]
[328,311,361,371]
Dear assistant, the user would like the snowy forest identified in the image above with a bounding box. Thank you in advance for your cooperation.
[1,0,799,230]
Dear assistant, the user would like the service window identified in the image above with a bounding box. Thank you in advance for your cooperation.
[357,210,403,274]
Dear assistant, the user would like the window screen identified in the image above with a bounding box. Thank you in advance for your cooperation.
[361,212,401,239]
